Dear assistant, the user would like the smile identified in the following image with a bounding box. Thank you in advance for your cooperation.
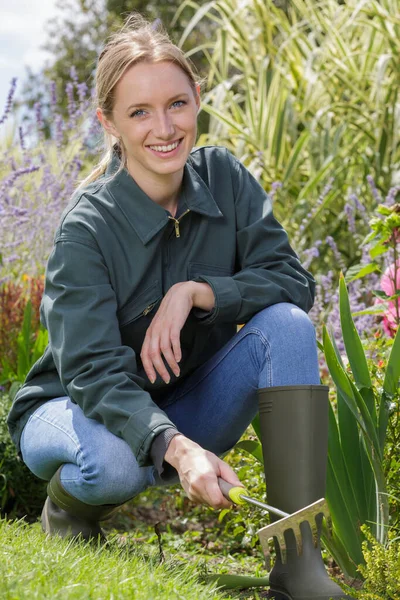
[148,139,182,153]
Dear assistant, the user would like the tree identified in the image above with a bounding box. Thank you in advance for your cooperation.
[19,0,206,120]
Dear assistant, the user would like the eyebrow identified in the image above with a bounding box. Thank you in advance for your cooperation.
[126,93,190,112]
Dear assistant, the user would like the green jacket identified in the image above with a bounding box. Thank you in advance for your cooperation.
[7,146,315,466]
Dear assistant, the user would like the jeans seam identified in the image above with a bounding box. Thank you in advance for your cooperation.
[31,414,82,456]
[172,327,271,403]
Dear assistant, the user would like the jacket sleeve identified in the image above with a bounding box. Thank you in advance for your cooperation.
[41,236,176,467]
[194,152,315,325]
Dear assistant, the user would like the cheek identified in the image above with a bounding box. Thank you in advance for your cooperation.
[179,111,198,133]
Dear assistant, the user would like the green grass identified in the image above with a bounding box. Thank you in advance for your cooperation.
[0,518,230,600]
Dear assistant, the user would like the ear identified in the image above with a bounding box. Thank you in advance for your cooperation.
[195,84,201,111]
[96,108,119,138]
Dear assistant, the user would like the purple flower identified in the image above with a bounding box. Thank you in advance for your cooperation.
[19,127,26,151]
[344,202,356,233]
[367,175,381,204]
[34,102,44,130]
[385,186,400,207]
[50,81,58,107]
[0,77,17,125]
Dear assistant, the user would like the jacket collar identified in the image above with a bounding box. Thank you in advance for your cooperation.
[104,152,223,244]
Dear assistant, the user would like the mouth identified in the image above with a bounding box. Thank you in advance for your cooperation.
[146,138,183,157]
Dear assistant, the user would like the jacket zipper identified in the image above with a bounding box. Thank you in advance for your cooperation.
[168,209,190,238]
[142,301,157,316]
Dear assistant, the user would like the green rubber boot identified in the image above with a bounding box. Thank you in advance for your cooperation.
[258,385,354,600]
[41,467,121,541]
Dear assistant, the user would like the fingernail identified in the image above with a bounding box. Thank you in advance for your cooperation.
[150,377,156,384]
[165,378,170,384]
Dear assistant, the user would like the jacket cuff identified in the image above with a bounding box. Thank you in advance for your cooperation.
[150,427,181,482]
[192,275,242,324]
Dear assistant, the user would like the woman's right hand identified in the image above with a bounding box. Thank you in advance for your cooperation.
[164,435,243,509]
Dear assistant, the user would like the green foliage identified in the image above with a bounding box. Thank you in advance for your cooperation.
[20,0,207,121]
[322,276,400,578]
[0,518,228,600]
[356,526,400,600]
[183,0,400,269]
[233,279,400,580]
[0,300,48,399]
[0,393,47,519]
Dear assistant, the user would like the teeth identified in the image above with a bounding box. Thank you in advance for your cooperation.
[149,141,180,152]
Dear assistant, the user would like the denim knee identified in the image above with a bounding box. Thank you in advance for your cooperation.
[67,432,154,505]
[251,302,316,345]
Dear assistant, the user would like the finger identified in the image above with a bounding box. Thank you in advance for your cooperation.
[141,337,157,383]
[160,331,180,377]
[170,326,182,365]
[148,342,171,384]
[204,478,232,509]
[217,459,243,488]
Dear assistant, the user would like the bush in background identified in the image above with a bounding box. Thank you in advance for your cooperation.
[0,392,46,519]
[0,72,100,283]
[0,276,44,375]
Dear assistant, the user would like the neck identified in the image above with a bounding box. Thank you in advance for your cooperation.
[126,159,183,213]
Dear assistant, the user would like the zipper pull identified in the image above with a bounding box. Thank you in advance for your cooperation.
[143,302,156,316]
[174,219,180,238]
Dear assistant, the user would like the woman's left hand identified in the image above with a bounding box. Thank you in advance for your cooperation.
[140,281,214,384]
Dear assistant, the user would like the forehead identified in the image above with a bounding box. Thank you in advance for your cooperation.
[114,61,193,106]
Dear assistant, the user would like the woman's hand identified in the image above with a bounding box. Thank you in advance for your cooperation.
[141,281,214,384]
[164,434,243,509]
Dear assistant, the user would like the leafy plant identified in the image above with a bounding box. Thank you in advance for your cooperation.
[321,275,399,577]
[0,392,47,518]
[234,277,400,580]
[0,276,44,371]
[180,0,400,270]
[356,525,400,600]
[0,299,48,399]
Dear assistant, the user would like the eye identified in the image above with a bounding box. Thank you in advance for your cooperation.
[171,100,186,109]
[130,109,146,118]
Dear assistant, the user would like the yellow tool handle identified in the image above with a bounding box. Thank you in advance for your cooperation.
[218,477,248,505]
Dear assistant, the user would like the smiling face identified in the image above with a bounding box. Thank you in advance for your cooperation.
[97,61,200,196]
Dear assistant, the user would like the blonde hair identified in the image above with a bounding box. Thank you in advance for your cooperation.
[79,13,199,189]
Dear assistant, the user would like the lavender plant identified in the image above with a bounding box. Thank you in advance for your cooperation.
[0,72,100,283]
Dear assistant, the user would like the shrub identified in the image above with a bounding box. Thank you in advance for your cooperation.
[356,526,400,600]
[0,276,44,377]
[0,392,47,519]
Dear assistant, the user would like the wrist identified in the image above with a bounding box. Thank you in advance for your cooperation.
[164,434,197,468]
[188,281,215,312]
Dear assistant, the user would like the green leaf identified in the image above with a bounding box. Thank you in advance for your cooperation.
[205,574,270,589]
[372,290,391,300]
[16,301,33,382]
[339,275,373,396]
[344,262,379,283]
[251,414,261,441]
[352,305,386,317]
[326,403,365,573]
[370,243,389,259]
[337,390,370,527]
[235,440,264,465]
[383,325,400,398]
[323,326,381,459]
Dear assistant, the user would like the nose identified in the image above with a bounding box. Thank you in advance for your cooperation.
[153,110,175,140]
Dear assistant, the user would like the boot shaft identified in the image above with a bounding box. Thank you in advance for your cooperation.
[258,385,329,515]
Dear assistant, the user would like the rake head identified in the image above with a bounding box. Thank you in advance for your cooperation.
[257,498,331,568]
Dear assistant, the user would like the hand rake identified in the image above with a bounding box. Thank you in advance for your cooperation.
[218,478,330,566]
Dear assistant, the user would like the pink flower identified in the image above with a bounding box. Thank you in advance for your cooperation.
[378,261,400,337]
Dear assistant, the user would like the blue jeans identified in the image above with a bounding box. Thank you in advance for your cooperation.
[20,303,320,506]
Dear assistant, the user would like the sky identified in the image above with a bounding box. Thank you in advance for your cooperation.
[0,0,60,114]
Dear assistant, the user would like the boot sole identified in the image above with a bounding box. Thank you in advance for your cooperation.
[269,586,351,600]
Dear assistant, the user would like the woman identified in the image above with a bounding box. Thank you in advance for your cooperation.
[7,14,349,600]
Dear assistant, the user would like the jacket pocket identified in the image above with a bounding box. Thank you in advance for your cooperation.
[118,281,162,327]
[188,262,233,280]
